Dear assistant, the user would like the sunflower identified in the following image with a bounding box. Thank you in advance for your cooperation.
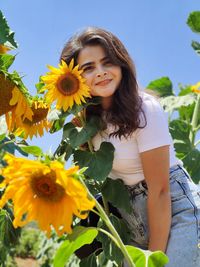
[0,154,95,237]
[0,44,11,54]
[0,73,16,116]
[41,59,91,111]
[0,74,33,131]
[191,82,200,94]
[13,99,52,139]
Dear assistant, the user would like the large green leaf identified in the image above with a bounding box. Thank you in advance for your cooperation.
[0,11,18,49]
[187,11,200,34]
[53,226,98,267]
[146,77,174,97]
[102,178,132,213]
[159,94,196,113]
[126,245,168,267]
[191,40,200,55]
[63,116,101,148]
[169,119,192,155]
[74,142,114,181]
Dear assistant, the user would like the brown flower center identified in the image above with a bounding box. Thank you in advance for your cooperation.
[23,104,48,125]
[31,170,65,202]
[57,73,79,96]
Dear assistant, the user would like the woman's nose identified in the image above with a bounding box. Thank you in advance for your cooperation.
[96,66,107,78]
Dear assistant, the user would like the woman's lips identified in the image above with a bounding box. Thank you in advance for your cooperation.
[95,79,112,86]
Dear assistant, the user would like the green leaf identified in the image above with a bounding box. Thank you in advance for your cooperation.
[191,40,200,55]
[0,208,21,247]
[18,145,43,157]
[102,178,132,213]
[160,94,196,113]
[146,77,174,97]
[0,134,6,142]
[0,10,18,49]
[126,245,168,267]
[63,116,101,148]
[97,215,130,265]
[169,119,192,155]
[0,54,15,71]
[182,148,200,184]
[74,142,115,181]
[53,226,98,267]
[54,140,74,161]
[80,253,97,267]
[187,11,200,34]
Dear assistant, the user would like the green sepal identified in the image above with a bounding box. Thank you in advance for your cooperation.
[0,10,18,49]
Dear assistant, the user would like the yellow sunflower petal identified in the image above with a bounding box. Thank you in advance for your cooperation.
[0,154,94,236]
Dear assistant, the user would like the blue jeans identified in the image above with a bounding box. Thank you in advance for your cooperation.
[120,165,200,267]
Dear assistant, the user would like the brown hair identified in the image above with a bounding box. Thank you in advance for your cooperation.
[60,27,146,138]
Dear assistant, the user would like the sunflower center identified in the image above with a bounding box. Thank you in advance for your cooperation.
[31,171,65,202]
[23,105,48,125]
[57,73,79,96]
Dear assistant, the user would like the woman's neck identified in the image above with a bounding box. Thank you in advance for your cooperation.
[101,96,113,110]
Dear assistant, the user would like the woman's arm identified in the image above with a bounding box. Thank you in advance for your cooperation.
[140,145,171,252]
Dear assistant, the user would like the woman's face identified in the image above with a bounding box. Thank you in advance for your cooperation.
[77,45,122,105]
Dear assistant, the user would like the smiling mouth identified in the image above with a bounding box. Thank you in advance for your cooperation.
[96,79,112,86]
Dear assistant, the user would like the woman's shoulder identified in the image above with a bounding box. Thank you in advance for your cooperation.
[139,89,163,113]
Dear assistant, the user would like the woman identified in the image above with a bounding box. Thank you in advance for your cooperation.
[60,27,200,266]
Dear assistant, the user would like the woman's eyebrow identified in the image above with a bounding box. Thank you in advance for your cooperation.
[79,62,93,69]
[80,57,108,69]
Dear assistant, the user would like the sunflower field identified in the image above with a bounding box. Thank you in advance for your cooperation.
[0,8,200,267]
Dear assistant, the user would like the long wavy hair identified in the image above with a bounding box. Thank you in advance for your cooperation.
[60,27,146,138]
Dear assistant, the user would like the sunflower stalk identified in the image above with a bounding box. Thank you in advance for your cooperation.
[80,177,135,267]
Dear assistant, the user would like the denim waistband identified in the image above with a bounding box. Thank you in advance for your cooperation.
[127,164,184,196]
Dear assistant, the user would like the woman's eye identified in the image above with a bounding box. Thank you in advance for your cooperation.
[82,66,93,73]
[104,60,112,66]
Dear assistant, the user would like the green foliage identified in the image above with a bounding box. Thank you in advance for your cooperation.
[102,178,132,213]
[126,246,168,267]
[0,54,15,72]
[63,116,101,149]
[187,11,200,56]
[18,145,43,157]
[74,142,115,181]
[14,227,41,258]
[53,226,98,267]
[0,10,18,49]
[97,215,131,266]
[191,40,200,55]
[146,77,174,97]
[187,11,200,34]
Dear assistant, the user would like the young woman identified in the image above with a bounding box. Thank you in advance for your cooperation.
[60,27,200,266]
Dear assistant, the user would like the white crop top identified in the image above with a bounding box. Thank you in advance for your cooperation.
[92,91,182,186]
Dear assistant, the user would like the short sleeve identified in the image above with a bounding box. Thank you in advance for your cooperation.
[135,96,171,153]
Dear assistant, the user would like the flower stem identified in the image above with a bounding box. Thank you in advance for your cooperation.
[94,197,135,267]
[80,178,135,267]
[189,94,200,145]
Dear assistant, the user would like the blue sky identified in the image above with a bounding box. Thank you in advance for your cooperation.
[1,0,200,154]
